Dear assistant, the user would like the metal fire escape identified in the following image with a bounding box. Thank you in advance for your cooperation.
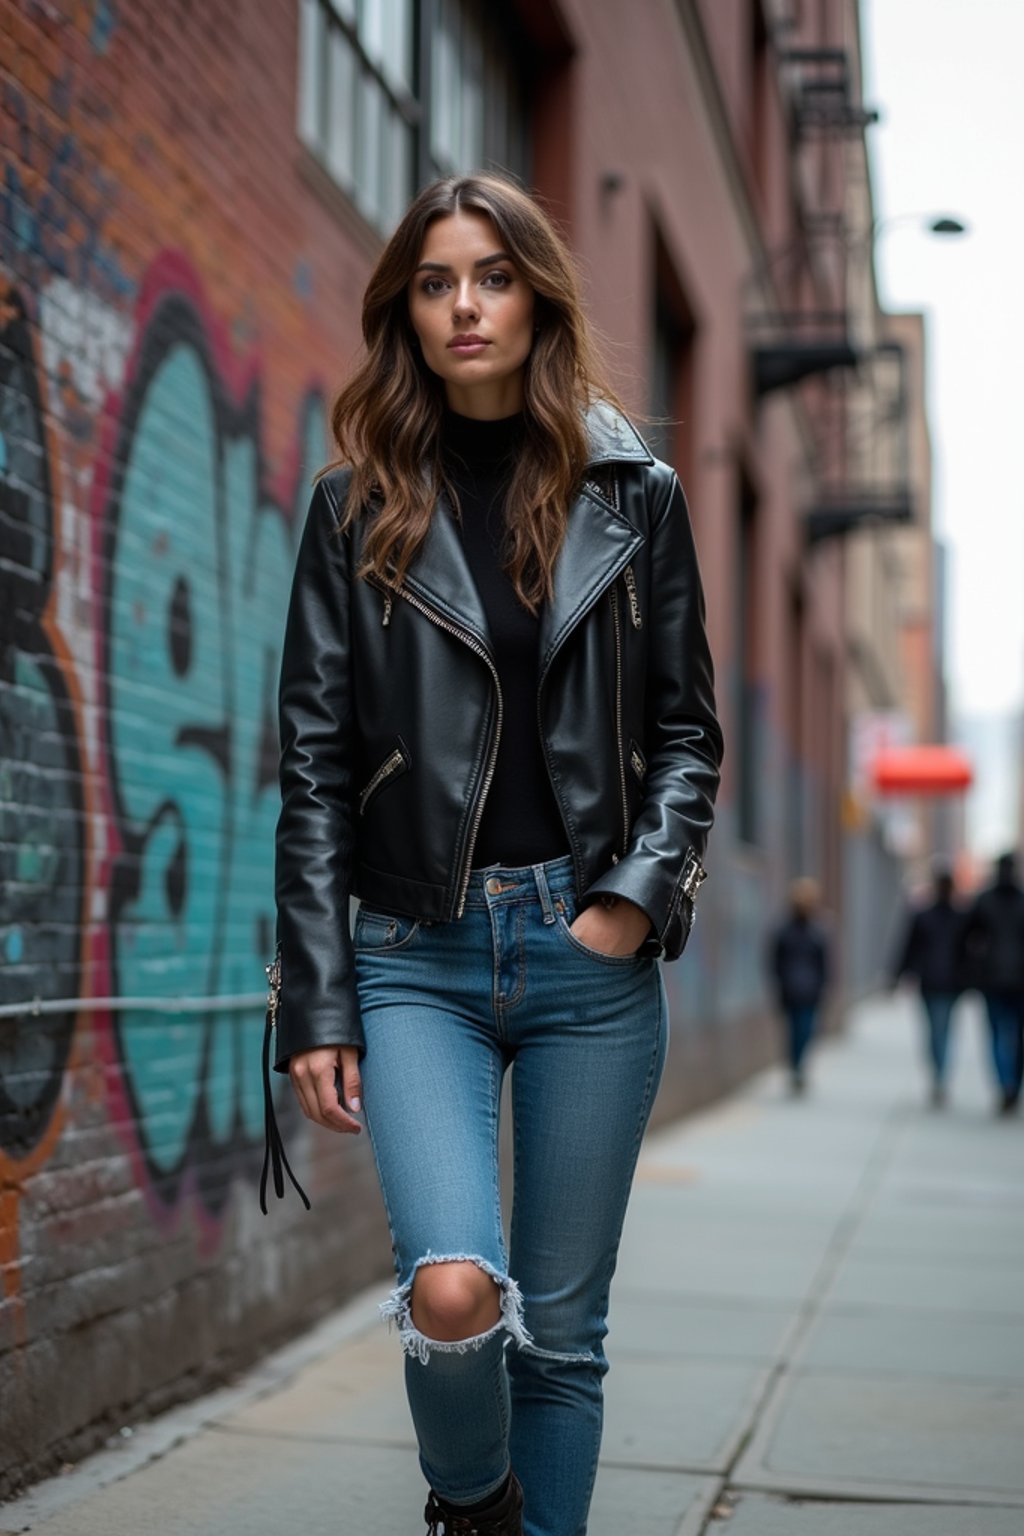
[745,44,910,545]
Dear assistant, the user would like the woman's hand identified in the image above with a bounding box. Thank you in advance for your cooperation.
[570,896,652,957]
[289,1044,364,1134]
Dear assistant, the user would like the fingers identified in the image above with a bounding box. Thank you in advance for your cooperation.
[570,910,634,958]
[571,899,652,956]
[338,1046,363,1116]
[289,1047,362,1135]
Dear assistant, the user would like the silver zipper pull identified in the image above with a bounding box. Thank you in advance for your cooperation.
[680,851,707,903]
[382,592,392,626]
[623,565,642,628]
[265,944,282,1029]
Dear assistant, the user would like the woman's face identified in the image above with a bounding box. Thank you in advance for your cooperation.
[408,209,536,419]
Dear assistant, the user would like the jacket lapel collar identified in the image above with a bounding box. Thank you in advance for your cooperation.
[537,481,644,673]
[538,403,653,672]
[401,488,493,651]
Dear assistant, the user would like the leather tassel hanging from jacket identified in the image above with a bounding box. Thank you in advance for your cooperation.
[260,943,311,1213]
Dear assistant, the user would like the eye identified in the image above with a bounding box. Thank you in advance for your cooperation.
[420,276,448,295]
[483,270,511,288]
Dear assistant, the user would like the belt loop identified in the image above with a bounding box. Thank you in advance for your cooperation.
[532,862,556,924]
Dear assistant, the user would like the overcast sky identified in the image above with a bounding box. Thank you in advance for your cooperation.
[861,0,1024,856]
[862,0,1024,721]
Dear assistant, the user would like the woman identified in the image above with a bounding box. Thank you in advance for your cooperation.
[263,173,722,1536]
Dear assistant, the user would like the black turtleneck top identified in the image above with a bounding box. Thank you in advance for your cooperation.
[440,407,571,869]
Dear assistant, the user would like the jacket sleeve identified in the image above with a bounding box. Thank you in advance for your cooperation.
[273,476,365,1070]
[582,471,724,959]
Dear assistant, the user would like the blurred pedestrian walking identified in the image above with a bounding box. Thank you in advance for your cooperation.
[961,851,1024,1115]
[768,878,829,1095]
[890,866,966,1107]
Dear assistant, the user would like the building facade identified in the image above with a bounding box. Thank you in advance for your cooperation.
[0,0,936,1488]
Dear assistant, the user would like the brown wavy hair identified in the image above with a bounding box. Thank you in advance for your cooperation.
[323,173,625,614]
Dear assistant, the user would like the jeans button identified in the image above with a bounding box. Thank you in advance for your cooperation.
[485,876,501,895]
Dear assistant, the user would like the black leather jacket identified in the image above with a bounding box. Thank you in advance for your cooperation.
[272,403,723,1071]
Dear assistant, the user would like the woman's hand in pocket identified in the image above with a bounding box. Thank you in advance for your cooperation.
[289,1044,364,1134]
[570,897,652,957]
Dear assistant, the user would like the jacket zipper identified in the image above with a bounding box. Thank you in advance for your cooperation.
[610,585,629,857]
[371,576,502,918]
[622,564,642,628]
[535,548,640,889]
[359,747,404,814]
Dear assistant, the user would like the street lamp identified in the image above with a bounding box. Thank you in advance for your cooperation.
[867,210,970,253]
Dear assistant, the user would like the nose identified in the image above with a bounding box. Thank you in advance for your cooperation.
[452,280,479,321]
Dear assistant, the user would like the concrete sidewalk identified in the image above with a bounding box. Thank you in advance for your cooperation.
[4,991,1023,1535]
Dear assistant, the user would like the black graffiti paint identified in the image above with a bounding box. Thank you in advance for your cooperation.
[0,290,86,1157]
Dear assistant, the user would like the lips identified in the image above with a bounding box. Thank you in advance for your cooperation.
[448,335,490,350]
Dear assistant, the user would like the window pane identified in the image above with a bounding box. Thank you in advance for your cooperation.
[378,0,414,94]
[326,29,356,187]
[297,0,324,148]
[384,111,412,229]
[483,37,506,168]
[460,12,483,171]
[358,73,384,225]
[360,0,386,70]
[433,0,463,172]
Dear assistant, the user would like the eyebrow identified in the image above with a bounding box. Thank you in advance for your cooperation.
[414,251,513,273]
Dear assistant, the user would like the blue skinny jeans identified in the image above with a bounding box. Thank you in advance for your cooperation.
[983,992,1024,1099]
[785,1002,818,1073]
[920,991,957,1086]
[354,853,668,1536]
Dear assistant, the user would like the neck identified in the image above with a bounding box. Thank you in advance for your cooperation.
[444,379,525,419]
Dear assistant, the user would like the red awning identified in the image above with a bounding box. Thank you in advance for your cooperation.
[870,746,973,796]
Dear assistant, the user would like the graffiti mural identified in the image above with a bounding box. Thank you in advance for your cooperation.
[0,251,326,1211]
[0,288,87,1158]
[98,273,324,1210]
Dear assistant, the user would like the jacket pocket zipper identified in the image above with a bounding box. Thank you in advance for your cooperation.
[359,746,406,814]
[629,738,646,782]
[623,565,642,628]
[610,586,629,857]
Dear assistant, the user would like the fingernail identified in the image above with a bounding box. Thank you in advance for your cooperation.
[350,1096,361,1113]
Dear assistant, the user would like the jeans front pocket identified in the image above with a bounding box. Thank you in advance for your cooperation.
[552,894,644,967]
[353,904,421,953]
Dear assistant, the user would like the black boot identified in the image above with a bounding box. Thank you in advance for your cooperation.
[424,1472,524,1535]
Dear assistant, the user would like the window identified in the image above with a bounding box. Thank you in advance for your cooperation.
[298,0,529,237]
[298,0,415,232]
[648,238,697,484]
[428,0,528,183]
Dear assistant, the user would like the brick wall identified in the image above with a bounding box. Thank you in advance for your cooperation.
[0,0,390,1494]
